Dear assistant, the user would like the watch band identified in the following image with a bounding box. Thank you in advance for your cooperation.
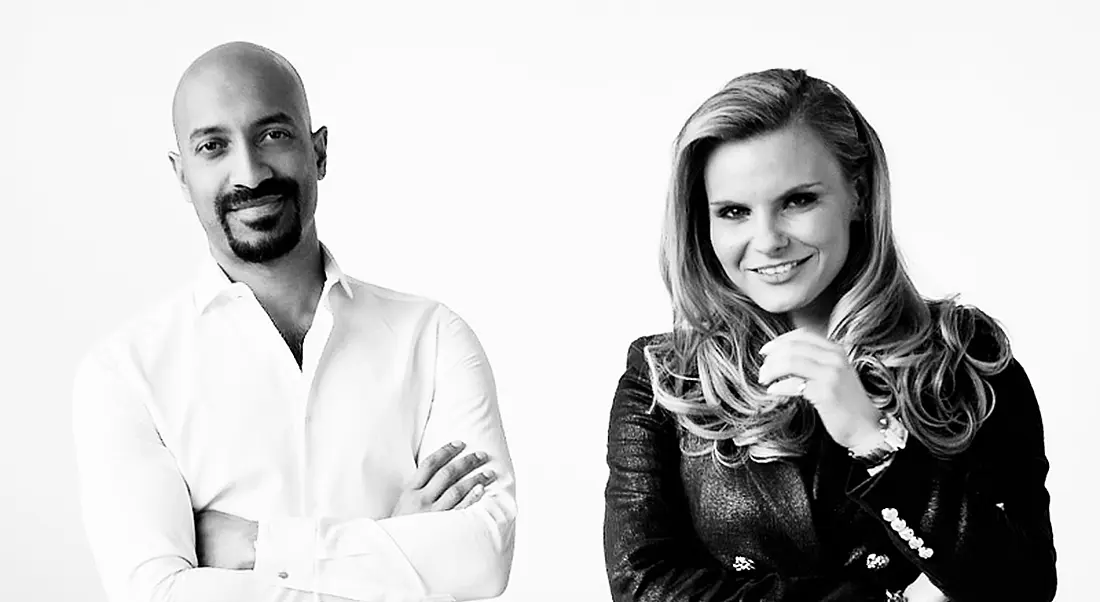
[849,413,909,468]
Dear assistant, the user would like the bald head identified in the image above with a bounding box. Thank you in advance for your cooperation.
[167,41,328,266]
[172,41,311,147]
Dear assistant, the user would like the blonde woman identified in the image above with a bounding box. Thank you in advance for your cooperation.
[603,69,1056,602]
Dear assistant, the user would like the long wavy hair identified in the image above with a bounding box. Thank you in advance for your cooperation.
[647,69,1012,465]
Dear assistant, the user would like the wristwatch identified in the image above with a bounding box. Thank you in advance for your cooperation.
[849,413,909,468]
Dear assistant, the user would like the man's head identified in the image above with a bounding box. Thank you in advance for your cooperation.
[169,42,327,264]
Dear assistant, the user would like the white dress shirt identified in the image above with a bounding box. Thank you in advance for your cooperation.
[72,246,517,602]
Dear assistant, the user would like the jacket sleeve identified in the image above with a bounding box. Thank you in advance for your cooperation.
[603,337,881,602]
[847,357,1057,602]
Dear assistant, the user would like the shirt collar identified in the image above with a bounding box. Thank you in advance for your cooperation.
[192,243,355,314]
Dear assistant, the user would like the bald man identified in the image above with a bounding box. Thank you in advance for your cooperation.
[72,42,516,602]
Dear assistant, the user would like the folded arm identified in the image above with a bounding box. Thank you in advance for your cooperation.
[73,349,339,602]
[73,307,515,602]
[255,307,517,601]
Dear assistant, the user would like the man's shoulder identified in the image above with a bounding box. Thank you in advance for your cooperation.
[76,287,196,377]
[339,277,485,351]
[342,276,455,321]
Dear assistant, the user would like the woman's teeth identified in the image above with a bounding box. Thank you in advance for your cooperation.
[755,261,799,275]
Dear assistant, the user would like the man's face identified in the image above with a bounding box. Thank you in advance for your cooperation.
[170,55,326,263]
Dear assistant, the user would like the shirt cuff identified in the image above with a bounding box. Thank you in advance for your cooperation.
[313,517,431,600]
[253,517,318,592]
[866,456,895,477]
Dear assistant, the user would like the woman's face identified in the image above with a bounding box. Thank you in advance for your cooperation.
[703,124,858,326]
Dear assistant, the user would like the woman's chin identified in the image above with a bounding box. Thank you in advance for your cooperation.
[749,295,809,316]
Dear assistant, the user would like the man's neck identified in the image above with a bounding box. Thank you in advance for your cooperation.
[212,233,326,323]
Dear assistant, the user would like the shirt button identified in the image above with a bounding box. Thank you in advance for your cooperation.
[277,571,289,579]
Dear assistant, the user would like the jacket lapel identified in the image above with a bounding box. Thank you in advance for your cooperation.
[754,457,822,569]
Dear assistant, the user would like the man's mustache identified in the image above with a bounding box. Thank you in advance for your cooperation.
[217,178,300,213]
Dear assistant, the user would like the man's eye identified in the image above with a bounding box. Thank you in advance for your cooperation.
[263,130,291,141]
[196,140,225,154]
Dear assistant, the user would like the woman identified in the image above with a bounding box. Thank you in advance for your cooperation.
[603,69,1056,602]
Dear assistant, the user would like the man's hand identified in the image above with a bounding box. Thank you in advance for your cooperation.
[194,509,258,570]
[391,440,497,517]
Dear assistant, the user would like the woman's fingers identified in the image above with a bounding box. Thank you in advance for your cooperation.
[765,376,807,397]
[760,327,837,356]
[758,343,829,385]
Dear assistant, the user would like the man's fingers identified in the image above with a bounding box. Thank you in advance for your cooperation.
[455,484,485,510]
[422,451,489,501]
[437,470,498,511]
[409,441,466,489]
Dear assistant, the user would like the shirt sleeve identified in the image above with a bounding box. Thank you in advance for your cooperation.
[251,305,518,602]
[72,345,364,602]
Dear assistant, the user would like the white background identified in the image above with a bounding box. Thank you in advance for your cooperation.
[4,1,1098,600]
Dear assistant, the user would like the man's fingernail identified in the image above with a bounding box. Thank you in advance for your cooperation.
[475,451,487,461]
[472,484,484,496]
[451,440,465,449]
[482,470,496,480]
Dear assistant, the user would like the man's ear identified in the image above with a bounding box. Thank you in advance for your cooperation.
[167,151,193,204]
[312,126,328,180]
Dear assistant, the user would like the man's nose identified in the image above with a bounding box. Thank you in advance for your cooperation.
[228,145,273,189]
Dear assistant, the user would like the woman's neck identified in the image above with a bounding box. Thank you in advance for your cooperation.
[787,290,837,337]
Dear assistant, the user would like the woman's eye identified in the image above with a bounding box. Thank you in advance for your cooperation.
[716,206,748,219]
[785,192,818,208]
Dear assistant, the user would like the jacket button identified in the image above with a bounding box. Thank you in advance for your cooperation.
[866,553,890,570]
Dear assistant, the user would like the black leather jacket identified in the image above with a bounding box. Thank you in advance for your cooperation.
[603,334,1056,602]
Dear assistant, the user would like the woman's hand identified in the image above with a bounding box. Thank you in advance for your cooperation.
[902,572,949,601]
[759,328,883,451]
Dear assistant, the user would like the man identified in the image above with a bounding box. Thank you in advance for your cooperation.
[72,41,516,602]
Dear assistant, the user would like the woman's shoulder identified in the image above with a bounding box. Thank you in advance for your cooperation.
[612,333,687,433]
[621,332,671,370]
[924,299,1011,364]
[928,301,1043,437]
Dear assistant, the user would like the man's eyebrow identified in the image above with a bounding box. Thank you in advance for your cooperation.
[253,112,298,129]
[187,113,299,143]
[188,125,227,142]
